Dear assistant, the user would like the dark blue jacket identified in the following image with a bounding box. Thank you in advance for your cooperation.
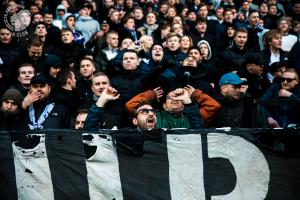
[260,84,300,128]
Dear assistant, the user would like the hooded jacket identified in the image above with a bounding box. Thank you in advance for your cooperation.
[52,4,67,29]
[75,15,100,46]
[62,13,85,47]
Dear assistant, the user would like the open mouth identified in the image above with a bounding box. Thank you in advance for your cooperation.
[146,118,156,127]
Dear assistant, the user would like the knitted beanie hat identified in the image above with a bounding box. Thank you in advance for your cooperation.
[1,89,23,108]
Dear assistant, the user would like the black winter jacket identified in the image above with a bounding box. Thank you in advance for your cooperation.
[219,44,251,73]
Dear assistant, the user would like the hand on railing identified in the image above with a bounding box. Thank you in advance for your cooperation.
[267,117,280,128]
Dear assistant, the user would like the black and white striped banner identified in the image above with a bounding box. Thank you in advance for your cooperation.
[0,129,299,200]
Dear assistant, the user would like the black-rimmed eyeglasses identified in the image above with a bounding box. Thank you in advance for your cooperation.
[137,108,158,115]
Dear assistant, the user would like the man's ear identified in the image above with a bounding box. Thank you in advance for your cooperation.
[91,84,95,93]
[66,77,71,85]
[220,85,227,93]
[132,117,138,126]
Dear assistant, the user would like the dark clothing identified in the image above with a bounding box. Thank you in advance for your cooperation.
[260,84,300,128]
[43,39,56,55]
[85,33,107,57]
[190,30,216,52]
[95,49,113,72]
[237,70,271,99]
[52,88,79,117]
[219,35,234,51]
[108,70,146,128]
[26,101,70,129]
[218,44,251,73]
[261,48,289,69]
[163,48,187,69]
[201,59,220,84]
[246,26,262,51]
[0,40,25,85]
[118,27,141,42]
[46,25,61,45]
[288,42,300,73]
[83,104,118,130]
[212,94,250,128]
[134,19,145,30]
[151,28,165,44]
[0,111,27,131]
[263,14,281,30]
[20,54,48,74]
[76,77,94,108]
[139,58,180,92]
[175,65,216,97]
[10,84,29,98]
[53,42,88,69]
[83,105,105,130]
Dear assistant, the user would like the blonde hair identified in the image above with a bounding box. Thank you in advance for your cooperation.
[139,35,154,52]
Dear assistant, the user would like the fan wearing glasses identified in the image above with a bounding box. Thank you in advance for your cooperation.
[126,85,220,129]
[260,68,300,128]
[132,103,158,130]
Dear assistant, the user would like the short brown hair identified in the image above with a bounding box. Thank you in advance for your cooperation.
[264,29,281,45]
[28,36,44,48]
[283,68,299,82]
[234,27,248,38]
[166,32,180,41]
[92,72,110,84]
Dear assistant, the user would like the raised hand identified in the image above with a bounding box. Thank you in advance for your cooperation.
[153,87,164,101]
[184,85,195,97]
[22,91,42,109]
[173,88,192,104]
[96,86,120,107]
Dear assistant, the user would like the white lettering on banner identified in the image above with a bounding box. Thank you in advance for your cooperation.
[12,134,54,200]
[207,133,270,200]
[167,134,206,200]
[82,134,123,200]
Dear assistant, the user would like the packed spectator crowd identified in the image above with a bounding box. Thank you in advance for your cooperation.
[0,0,299,131]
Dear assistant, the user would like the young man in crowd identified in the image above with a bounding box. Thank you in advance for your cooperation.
[74,108,89,129]
[76,57,96,107]
[0,89,26,131]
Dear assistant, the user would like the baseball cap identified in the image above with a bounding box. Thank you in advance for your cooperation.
[100,19,109,25]
[219,73,245,86]
[30,73,50,85]
[80,2,93,10]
